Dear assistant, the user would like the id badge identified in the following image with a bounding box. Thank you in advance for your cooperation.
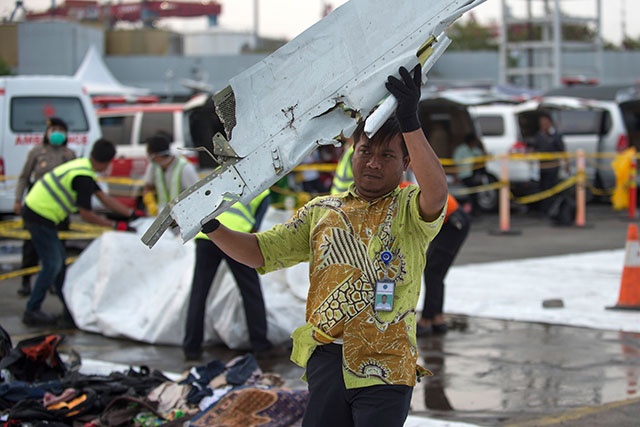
[374,280,395,312]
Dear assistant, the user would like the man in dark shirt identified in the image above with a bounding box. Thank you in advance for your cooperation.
[21,138,139,327]
[532,112,566,215]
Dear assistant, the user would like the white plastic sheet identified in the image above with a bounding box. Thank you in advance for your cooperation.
[65,209,307,348]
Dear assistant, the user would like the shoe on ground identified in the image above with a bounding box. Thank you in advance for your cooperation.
[254,345,290,360]
[17,283,31,297]
[22,310,57,327]
[56,312,77,329]
[416,323,432,337]
[431,323,449,335]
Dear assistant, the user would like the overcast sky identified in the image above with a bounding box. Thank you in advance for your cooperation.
[1,0,637,45]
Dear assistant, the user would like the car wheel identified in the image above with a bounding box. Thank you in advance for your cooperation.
[476,173,499,212]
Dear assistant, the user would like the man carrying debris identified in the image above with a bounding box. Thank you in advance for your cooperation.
[199,65,448,427]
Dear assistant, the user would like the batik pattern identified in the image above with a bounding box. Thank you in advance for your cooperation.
[257,185,445,388]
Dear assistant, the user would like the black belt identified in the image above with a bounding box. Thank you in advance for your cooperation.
[318,343,343,355]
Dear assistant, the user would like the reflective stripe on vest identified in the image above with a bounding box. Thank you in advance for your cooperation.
[195,189,270,240]
[154,156,188,207]
[24,158,96,224]
[330,146,354,194]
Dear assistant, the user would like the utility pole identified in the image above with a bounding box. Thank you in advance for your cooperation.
[621,0,627,47]
[253,0,260,50]
[500,0,603,91]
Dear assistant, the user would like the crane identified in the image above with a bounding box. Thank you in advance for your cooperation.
[22,0,222,28]
[8,0,27,22]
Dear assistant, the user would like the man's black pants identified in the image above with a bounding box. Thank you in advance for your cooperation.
[302,343,413,427]
[183,238,271,354]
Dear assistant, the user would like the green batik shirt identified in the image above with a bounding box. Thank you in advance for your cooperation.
[256,183,445,388]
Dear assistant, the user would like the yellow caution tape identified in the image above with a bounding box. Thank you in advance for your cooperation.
[513,175,578,205]
[0,219,108,240]
[96,176,145,186]
[0,256,78,282]
[450,180,505,197]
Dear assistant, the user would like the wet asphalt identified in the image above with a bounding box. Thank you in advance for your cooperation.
[1,201,640,427]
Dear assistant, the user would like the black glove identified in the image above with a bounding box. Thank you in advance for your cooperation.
[201,218,221,234]
[385,64,422,132]
[114,221,136,233]
[129,209,146,220]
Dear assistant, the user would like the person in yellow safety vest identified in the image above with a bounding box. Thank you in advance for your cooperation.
[330,143,354,195]
[182,189,286,361]
[21,139,142,328]
[142,133,200,214]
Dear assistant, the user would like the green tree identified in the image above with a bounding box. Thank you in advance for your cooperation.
[0,56,11,75]
[447,18,498,51]
[622,36,640,51]
[507,22,619,49]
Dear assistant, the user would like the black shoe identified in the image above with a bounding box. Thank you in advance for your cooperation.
[183,350,203,362]
[431,323,449,335]
[56,312,77,329]
[17,283,31,297]
[22,310,57,327]
[416,323,432,337]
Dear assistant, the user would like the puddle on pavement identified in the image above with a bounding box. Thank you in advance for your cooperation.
[409,316,640,424]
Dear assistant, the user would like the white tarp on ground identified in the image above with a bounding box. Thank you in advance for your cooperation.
[444,249,639,333]
[64,208,307,348]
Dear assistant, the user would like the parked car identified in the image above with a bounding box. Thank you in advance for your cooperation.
[617,97,640,206]
[418,91,500,211]
[470,96,634,198]
[619,97,640,153]
[0,75,102,214]
[469,103,540,196]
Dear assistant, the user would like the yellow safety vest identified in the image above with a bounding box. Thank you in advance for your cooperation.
[24,158,96,224]
[154,156,189,208]
[195,189,271,240]
[330,146,354,194]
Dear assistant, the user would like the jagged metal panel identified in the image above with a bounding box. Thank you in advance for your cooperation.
[141,0,487,247]
[228,0,484,158]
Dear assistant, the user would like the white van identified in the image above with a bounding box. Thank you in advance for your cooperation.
[470,96,631,196]
[0,76,102,214]
[418,91,501,211]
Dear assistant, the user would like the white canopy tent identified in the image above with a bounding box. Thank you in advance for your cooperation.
[73,45,150,98]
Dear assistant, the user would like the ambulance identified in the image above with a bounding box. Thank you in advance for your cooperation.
[0,75,102,214]
[95,100,203,208]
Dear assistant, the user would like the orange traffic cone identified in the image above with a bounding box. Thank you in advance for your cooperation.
[608,223,640,311]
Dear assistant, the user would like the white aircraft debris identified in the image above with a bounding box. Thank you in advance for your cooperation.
[142,0,488,248]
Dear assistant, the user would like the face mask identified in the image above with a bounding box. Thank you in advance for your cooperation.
[49,131,66,146]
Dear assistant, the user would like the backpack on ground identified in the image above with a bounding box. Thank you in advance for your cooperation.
[0,334,67,382]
